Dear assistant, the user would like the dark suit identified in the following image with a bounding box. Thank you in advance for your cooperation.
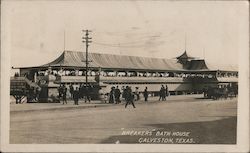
[125,89,136,108]
[73,90,80,105]
[144,89,148,101]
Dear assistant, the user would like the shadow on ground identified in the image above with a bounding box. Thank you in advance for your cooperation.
[102,117,237,144]
[195,97,211,100]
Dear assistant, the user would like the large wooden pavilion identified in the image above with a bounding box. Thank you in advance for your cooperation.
[12,50,238,100]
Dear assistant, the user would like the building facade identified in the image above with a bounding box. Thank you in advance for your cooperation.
[11,50,238,101]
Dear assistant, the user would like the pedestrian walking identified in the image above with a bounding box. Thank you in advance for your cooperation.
[135,87,140,101]
[114,86,121,104]
[159,86,163,101]
[69,84,74,99]
[125,87,136,108]
[123,86,129,102]
[165,85,169,98]
[73,87,80,105]
[109,86,115,103]
[144,87,148,102]
[89,84,94,101]
[163,88,166,101]
[58,84,63,101]
[79,84,83,99]
[82,85,87,102]
[85,84,91,103]
[62,85,67,104]
[121,86,126,100]
[159,85,166,101]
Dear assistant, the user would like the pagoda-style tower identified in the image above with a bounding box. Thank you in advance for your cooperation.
[176,51,195,68]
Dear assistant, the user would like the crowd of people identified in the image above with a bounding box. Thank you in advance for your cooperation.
[57,84,94,105]
[105,85,169,108]
[158,85,169,101]
[107,86,138,108]
[57,84,170,108]
[34,70,232,79]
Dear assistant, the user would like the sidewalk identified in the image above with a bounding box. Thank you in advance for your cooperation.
[10,94,205,113]
[10,100,111,113]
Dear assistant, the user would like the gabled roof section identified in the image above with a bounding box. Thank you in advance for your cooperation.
[188,59,208,70]
[42,51,66,67]
[176,51,196,60]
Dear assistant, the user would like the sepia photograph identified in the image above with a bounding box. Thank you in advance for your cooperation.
[1,0,249,152]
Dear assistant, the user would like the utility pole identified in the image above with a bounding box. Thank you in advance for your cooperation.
[82,30,92,86]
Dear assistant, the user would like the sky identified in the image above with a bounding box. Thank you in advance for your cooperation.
[2,0,249,68]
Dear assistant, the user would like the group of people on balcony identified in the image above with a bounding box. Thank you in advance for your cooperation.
[22,69,237,82]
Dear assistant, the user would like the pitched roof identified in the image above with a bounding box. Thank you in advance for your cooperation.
[42,50,184,71]
[206,62,238,72]
[16,50,237,72]
[188,59,238,72]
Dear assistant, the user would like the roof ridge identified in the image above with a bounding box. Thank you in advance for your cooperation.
[63,50,175,60]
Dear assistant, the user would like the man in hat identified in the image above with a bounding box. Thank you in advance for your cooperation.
[73,87,80,105]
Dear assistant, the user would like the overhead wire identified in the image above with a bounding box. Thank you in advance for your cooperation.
[90,29,178,48]
[92,40,171,48]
